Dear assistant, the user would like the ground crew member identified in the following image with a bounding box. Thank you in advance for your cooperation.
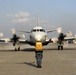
[58,33,66,50]
[11,34,20,51]
[35,42,43,68]
[35,51,43,68]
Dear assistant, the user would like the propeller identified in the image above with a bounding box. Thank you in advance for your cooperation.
[4,38,11,43]
[57,27,62,33]
[0,32,3,37]
[51,37,58,43]
[11,28,16,35]
[66,31,72,37]
[19,34,25,39]
[74,35,76,40]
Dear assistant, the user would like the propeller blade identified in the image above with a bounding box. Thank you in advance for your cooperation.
[57,27,62,33]
[11,28,16,34]
[66,31,72,37]
[20,34,25,39]
[74,35,76,39]
[0,32,4,37]
[51,37,58,43]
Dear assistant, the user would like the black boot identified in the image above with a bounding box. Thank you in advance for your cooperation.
[58,46,60,50]
[61,46,63,50]
[37,65,42,68]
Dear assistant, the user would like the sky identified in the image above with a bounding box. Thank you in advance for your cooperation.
[0,0,76,38]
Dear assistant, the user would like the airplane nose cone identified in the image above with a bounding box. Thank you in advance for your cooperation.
[35,35,42,41]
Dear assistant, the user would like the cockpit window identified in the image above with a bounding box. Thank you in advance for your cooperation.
[31,29,36,32]
[37,29,40,31]
[33,29,36,32]
[31,29,45,32]
[40,29,45,32]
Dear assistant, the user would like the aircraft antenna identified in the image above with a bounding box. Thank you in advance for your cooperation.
[37,16,40,26]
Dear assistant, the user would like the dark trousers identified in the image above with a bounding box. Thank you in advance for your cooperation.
[35,51,43,66]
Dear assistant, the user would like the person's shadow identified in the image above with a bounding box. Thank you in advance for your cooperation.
[24,62,37,68]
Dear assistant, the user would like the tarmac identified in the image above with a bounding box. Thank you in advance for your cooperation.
[0,43,76,75]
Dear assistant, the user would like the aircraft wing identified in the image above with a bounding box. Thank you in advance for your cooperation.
[64,37,76,41]
[47,27,62,33]
[18,39,27,43]
[51,36,76,43]
[0,38,27,44]
[47,30,56,33]
[0,38,11,43]
[16,30,30,33]
[0,34,26,43]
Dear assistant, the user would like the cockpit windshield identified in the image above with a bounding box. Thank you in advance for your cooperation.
[32,29,36,32]
[31,29,45,32]
[40,29,45,32]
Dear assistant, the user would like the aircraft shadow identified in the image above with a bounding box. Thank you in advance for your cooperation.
[24,62,37,68]
[22,48,35,52]
[43,48,76,50]
[0,48,35,52]
[0,50,16,52]
[0,48,76,52]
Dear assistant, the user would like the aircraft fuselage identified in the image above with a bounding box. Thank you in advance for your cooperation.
[29,26,49,45]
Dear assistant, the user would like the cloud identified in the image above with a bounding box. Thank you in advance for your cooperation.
[12,18,29,23]
[7,12,30,18]
[7,12,30,23]
[7,12,48,24]
[15,12,30,18]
